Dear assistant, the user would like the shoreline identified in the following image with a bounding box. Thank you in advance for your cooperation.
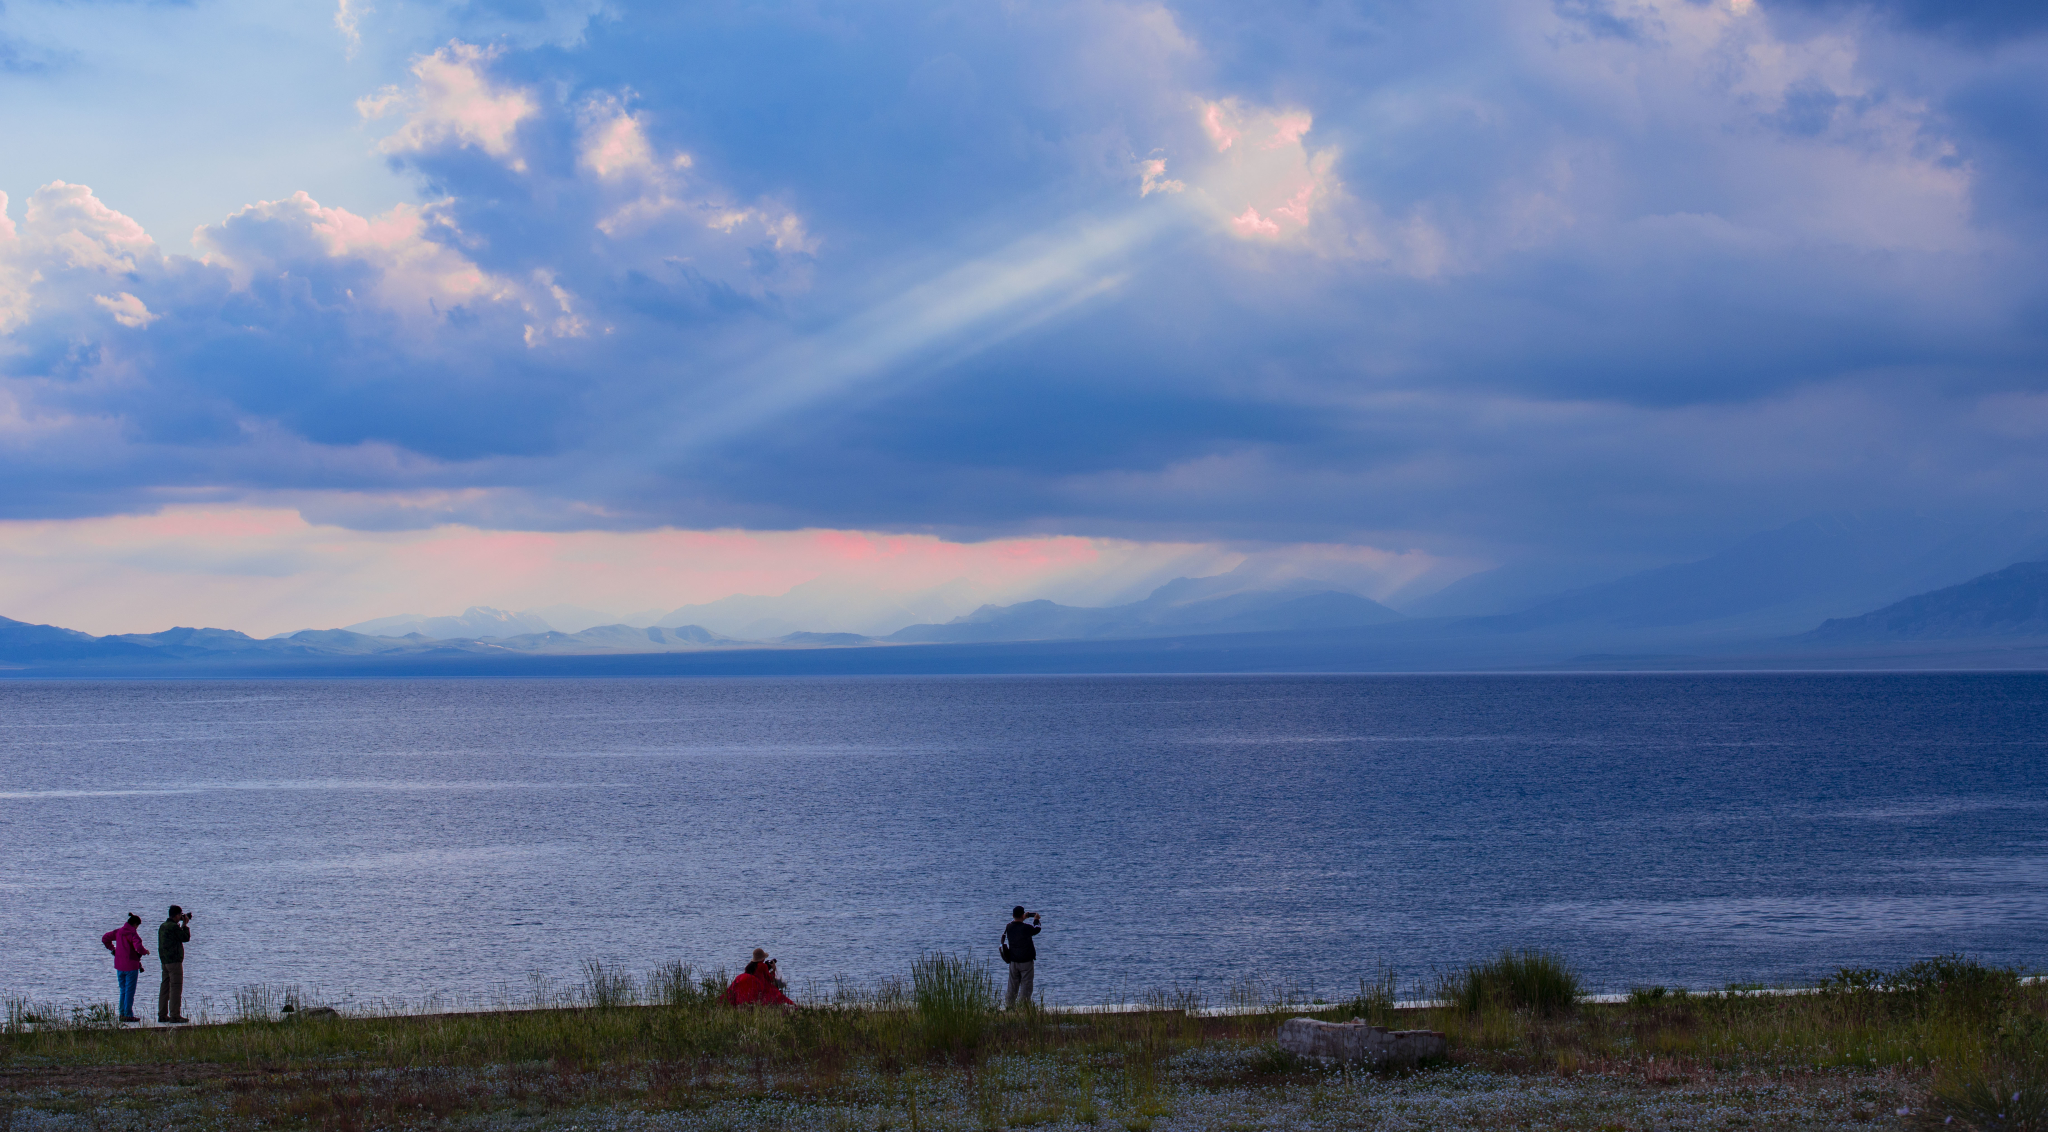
[11,973,2042,1035]
[7,963,2038,1132]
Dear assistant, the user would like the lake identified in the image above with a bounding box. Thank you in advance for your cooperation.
[2,673,2043,1013]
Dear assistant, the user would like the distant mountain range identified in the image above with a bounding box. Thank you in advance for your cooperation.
[340,607,555,639]
[1466,511,2048,637]
[6,512,2048,674]
[0,618,753,668]
[886,574,1402,643]
[1807,561,2048,642]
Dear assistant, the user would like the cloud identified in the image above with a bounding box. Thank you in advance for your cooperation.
[23,180,156,272]
[334,0,369,58]
[0,506,1455,638]
[1188,99,1340,245]
[573,94,814,266]
[362,42,536,163]
[0,32,72,76]
[93,292,159,328]
[1765,0,2048,43]
[196,193,510,324]
[0,0,2044,582]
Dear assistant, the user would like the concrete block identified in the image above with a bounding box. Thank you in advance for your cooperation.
[1276,1017,1448,1066]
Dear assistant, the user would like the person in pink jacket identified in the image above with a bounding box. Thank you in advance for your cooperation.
[100,913,149,1023]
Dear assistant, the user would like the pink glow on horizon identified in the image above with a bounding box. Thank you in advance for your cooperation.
[0,508,1229,637]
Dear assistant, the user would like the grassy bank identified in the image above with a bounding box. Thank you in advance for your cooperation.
[3,954,2043,1131]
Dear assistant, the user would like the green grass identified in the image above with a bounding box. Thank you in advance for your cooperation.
[911,952,998,1059]
[2,953,2041,1130]
[1445,948,1582,1016]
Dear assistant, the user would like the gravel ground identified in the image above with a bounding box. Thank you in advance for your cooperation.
[2,1043,1924,1132]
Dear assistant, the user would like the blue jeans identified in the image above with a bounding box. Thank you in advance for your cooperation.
[117,970,138,1018]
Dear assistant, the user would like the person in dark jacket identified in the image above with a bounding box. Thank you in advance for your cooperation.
[157,906,193,1024]
[100,914,149,1023]
[1001,906,1042,1010]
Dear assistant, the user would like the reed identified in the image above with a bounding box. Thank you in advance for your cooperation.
[910,951,997,1058]
[1445,949,1582,1016]
[579,958,638,1009]
[1342,963,1400,1026]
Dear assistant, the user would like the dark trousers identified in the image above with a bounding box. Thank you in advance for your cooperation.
[158,962,184,1021]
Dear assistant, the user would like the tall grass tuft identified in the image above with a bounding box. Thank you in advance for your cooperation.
[910,952,995,1058]
[1344,964,1400,1026]
[1448,950,1581,1016]
[1925,1064,2047,1131]
[1892,954,2019,1022]
[580,959,638,1009]
[647,960,705,1007]
[233,984,280,1023]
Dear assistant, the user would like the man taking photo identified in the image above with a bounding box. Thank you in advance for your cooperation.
[157,905,192,1024]
[1000,906,1042,1010]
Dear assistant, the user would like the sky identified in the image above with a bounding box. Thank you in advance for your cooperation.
[2,0,2046,636]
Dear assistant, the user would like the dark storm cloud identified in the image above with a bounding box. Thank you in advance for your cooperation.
[1766,0,2048,43]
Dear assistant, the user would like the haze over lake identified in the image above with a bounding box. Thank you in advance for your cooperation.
[4,674,2043,1012]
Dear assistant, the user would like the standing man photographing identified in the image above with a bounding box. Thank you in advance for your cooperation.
[1000,906,1042,1010]
[158,906,192,1024]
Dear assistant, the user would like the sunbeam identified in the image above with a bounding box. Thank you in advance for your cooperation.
[649,197,1194,463]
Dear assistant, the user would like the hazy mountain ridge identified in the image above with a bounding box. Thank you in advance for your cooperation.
[0,617,763,668]
[339,607,555,640]
[11,512,2048,673]
[1470,512,2048,636]
[887,575,1404,643]
[1807,561,2048,642]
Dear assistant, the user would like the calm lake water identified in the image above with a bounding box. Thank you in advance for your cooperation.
[2,673,2043,1012]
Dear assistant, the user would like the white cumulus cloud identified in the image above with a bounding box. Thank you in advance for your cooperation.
[362,42,537,166]
[92,292,157,328]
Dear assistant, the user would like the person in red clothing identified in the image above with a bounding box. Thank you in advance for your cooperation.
[723,959,796,1007]
[100,913,150,1023]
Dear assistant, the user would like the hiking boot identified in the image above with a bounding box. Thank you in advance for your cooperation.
[171,1017,190,1024]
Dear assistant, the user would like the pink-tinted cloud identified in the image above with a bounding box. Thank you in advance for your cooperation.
[1138,158,1185,197]
[361,42,536,164]
[0,506,1471,637]
[1230,207,1281,237]
[1264,112,1312,149]
[21,181,156,272]
[1186,100,1339,244]
[92,292,157,328]
[1201,102,1240,152]
[576,95,814,262]
[0,509,1193,636]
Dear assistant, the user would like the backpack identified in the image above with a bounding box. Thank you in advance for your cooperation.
[998,925,1013,963]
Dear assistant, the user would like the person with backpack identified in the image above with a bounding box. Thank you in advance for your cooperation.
[100,913,149,1023]
[999,906,1042,1010]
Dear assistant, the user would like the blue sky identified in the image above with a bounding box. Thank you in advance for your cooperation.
[2,0,2046,632]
